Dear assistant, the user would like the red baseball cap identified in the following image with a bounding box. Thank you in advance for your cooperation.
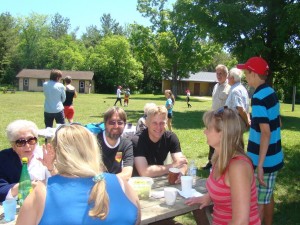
[237,57,269,75]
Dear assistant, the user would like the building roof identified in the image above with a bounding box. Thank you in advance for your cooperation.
[16,69,94,80]
[180,71,217,83]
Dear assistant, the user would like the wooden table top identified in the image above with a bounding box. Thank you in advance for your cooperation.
[140,176,208,225]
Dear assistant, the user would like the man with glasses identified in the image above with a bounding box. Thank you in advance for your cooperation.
[132,105,188,178]
[202,64,231,170]
[97,106,133,180]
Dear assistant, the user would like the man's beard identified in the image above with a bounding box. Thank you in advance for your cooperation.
[106,132,121,140]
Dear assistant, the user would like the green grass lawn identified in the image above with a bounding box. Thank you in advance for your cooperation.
[0,92,299,224]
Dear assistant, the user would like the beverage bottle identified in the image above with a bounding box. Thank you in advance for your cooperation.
[188,160,197,186]
[18,157,32,206]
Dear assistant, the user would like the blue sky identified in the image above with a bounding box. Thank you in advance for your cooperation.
[1,0,174,36]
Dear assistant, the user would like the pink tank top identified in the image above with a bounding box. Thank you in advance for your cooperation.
[206,155,261,225]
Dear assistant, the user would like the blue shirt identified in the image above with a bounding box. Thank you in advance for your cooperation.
[247,83,284,173]
[39,173,138,225]
[43,80,66,113]
[165,98,173,114]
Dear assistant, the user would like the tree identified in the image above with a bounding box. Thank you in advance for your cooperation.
[100,14,124,36]
[128,24,162,93]
[87,35,143,93]
[0,12,19,84]
[50,13,71,39]
[137,0,217,96]
[177,0,300,101]
[81,25,102,48]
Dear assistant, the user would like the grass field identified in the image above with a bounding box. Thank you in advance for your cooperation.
[0,92,299,224]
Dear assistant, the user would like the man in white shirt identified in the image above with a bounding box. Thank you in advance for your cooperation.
[202,64,230,170]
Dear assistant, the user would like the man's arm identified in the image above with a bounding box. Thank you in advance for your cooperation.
[171,152,188,175]
[117,166,133,181]
[237,106,250,127]
[257,123,271,186]
[134,156,171,177]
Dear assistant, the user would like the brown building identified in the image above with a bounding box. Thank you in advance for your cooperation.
[16,69,94,94]
[162,71,217,96]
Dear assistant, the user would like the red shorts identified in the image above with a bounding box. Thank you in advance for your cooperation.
[64,106,75,120]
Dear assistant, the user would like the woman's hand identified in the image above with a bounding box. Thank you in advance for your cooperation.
[38,143,56,171]
[185,193,211,209]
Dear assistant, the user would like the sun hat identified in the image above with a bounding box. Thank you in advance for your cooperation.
[237,56,269,75]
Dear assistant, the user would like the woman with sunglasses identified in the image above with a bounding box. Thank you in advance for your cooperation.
[185,108,261,225]
[0,120,51,202]
[16,124,141,225]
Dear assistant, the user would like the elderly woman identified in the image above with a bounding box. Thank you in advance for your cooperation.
[16,124,140,225]
[0,120,51,202]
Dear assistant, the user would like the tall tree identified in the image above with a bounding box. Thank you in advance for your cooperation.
[17,13,49,68]
[177,0,300,100]
[81,25,102,48]
[100,14,124,36]
[138,0,217,95]
[128,24,162,93]
[0,12,19,84]
[50,13,71,39]
[87,35,143,93]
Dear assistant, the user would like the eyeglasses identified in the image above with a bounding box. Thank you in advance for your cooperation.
[15,137,38,147]
[107,120,125,126]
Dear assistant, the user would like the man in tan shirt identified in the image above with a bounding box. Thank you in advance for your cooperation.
[202,64,230,170]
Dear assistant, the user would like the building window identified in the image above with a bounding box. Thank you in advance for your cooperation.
[37,79,45,87]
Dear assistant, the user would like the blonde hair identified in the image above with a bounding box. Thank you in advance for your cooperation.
[164,89,175,104]
[52,124,109,220]
[203,108,246,175]
[146,105,168,122]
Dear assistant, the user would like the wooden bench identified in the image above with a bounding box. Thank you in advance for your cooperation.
[2,89,16,94]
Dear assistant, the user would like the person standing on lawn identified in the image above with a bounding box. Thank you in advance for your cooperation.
[43,69,66,128]
[63,76,77,123]
[225,67,250,133]
[237,56,284,225]
[202,64,230,170]
[164,89,175,132]
[114,85,123,106]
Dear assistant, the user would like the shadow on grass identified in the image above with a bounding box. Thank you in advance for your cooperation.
[281,115,300,131]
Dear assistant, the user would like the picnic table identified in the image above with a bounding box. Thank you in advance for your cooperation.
[140,176,212,225]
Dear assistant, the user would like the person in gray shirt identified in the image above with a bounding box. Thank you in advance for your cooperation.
[43,69,66,128]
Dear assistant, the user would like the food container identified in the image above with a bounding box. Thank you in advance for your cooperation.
[128,177,154,200]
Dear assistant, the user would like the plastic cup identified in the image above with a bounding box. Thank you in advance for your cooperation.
[168,168,180,184]
[2,199,17,222]
[164,187,177,205]
[181,176,193,194]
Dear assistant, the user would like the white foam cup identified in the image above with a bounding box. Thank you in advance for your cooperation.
[164,187,177,205]
[181,176,193,194]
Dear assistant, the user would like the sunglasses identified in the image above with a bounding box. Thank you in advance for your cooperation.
[108,120,125,126]
[55,122,83,135]
[15,137,38,147]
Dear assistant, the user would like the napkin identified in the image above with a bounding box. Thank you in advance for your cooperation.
[151,191,165,199]
[177,189,203,198]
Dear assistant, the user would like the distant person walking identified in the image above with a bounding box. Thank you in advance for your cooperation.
[114,86,122,106]
[63,76,77,123]
[43,69,66,128]
[164,89,175,132]
[186,89,192,108]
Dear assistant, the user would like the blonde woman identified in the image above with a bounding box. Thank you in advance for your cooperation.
[164,90,175,131]
[185,107,260,225]
[16,124,140,225]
